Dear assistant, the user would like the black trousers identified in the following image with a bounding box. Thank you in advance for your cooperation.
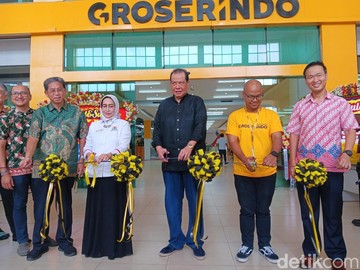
[0,175,16,237]
[296,172,346,260]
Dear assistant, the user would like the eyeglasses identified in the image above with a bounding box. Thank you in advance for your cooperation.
[170,81,187,87]
[244,93,264,101]
[11,91,29,96]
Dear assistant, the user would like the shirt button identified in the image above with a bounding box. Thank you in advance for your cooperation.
[177,128,179,131]
[177,119,179,121]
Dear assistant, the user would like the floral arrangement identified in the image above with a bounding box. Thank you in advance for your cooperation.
[38,154,68,240]
[331,83,360,98]
[187,149,222,182]
[294,158,327,188]
[294,158,327,256]
[187,149,223,247]
[110,151,143,182]
[38,154,69,182]
[110,150,143,242]
[66,92,103,106]
[121,100,139,122]
[37,92,139,124]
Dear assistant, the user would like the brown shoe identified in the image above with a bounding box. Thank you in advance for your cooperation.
[332,259,346,270]
[300,256,314,269]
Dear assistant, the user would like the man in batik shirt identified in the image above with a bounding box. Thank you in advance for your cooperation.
[20,77,88,261]
[0,84,34,256]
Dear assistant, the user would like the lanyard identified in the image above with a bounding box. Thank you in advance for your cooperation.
[245,107,261,157]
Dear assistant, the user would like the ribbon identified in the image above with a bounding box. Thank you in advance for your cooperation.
[294,158,327,256]
[111,151,143,242]
[38,154,69,242]
[192,179,205,247]
[85,153,97,188]
[117,181,134,242]
[303,186,321,256]
[187,149,222,247]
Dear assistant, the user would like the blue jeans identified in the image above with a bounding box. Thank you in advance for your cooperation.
[163,171,204,250]
[234,173,276,249]
[31,177,75,250]
[296,172,346,260]
[12,174,32,244]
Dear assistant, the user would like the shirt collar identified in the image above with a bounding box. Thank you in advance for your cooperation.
[305,91,332,103]
[171,93,189,103]
[49,101,68,112]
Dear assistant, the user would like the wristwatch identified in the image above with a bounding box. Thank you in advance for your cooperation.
[343,150,353,157]
[270,151,279,158]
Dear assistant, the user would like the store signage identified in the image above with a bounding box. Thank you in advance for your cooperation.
[88,0,299,26]
[345,97,360,115]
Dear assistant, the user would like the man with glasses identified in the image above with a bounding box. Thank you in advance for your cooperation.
[152,68,207,260]
[226,79,283,264]
[0,83,16,242]
[0,85,34,256]
[20,77,88,261]
[287,61,358,270]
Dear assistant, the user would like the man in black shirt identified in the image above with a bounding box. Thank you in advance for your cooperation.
[152,68,207,260]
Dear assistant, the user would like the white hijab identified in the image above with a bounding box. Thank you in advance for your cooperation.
[100,94,120,121]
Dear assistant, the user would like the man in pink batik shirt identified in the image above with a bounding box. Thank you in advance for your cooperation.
[287,61,359,270]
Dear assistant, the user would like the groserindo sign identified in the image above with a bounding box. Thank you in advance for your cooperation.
[88,0,300,26]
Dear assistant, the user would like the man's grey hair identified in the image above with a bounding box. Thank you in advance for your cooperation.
[0,83,8,95]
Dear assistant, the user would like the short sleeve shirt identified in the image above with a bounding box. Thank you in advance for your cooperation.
[286,92,359,172]
[29,102,88,177]
[226,107,283,177]
[0,108,34,176]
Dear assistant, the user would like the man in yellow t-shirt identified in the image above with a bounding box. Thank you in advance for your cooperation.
[226,79,283,264]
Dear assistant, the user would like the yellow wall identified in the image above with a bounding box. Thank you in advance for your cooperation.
[1,0,360,35]
[320,24,358,90]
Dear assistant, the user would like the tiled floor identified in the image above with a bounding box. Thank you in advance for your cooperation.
[0,161,359,270]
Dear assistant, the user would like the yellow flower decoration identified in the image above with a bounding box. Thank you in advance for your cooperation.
[294,158,327,188]
[38,154,69,182]
[110,151,143,182]
[187,149,223,182]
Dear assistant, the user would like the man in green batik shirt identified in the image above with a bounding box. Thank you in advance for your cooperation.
[20,77,88,261]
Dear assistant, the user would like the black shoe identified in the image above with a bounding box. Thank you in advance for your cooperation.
[58,245,77,257]
[26,246,49,261]
[352,219,360,227]
[45,236,58,247]
[0,230,10,241]
[159,245,182,257]
[192,246,206,260]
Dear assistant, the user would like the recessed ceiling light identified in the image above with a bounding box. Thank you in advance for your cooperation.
[207,111,224,116]
[217,79,245,83]
[146,97,166,101]
[215,88,243,92]
[208,108,228,110]
[138,89,167,94]
[213,95,239,99]
[135,81,162,86]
